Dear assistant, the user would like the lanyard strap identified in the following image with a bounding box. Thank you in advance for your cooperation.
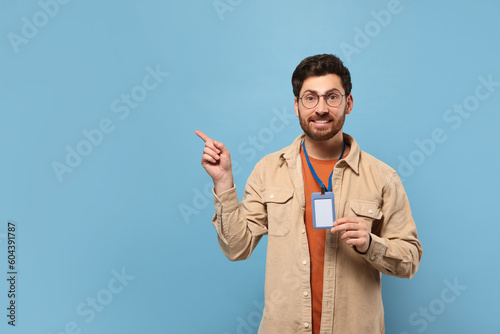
[302,140,346,194]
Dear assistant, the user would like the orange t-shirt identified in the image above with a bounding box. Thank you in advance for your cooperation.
[300,147,344,334]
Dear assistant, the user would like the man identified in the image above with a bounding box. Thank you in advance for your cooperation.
[196,54,422,333]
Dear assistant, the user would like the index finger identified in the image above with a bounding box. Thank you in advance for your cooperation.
[333,217,364,226]
[195,130,211,143]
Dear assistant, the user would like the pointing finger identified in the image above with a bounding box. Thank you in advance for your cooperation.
[195,130,211,143]
[196,130,221,154]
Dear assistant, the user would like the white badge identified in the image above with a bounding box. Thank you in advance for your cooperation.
[311,191,335,229]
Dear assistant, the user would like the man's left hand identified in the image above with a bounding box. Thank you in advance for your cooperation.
[331,217,371,253]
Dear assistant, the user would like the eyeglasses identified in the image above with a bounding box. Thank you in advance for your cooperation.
[299,91,346,109]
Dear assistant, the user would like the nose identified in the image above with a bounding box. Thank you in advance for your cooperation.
[316,95,329,114]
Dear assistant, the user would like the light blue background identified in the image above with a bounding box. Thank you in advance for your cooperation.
[1,0,499,333]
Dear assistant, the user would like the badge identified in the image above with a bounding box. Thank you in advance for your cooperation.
[311,191,335,229]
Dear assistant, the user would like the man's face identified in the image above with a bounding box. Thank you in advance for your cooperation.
[294,74,353,141]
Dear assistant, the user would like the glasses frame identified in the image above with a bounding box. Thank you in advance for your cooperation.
[299,91,346,109]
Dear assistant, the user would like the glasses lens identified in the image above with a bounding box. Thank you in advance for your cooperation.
[325,92,342,107]
[301,93,318,108]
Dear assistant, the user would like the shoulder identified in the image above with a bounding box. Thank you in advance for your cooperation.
[255,135,302,168]
[358,150,398,183]
[255,146,289,170]
[249,139,299,183]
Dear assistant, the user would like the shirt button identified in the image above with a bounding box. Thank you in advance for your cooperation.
[303,291,309,297]
[270,194,274,199]
[302,260,307,265]
[370,255,375,260]
[304,322,310,328]
[368,209,373,214]
[216,202,221,207]
[302,228,306,234]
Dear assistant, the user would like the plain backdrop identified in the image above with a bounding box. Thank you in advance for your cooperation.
[1,0,499,333]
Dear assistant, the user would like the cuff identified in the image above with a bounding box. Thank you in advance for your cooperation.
[212,186,238,215]
[361,233,388,263]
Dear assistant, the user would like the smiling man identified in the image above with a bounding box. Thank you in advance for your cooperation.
[196,54,422,333]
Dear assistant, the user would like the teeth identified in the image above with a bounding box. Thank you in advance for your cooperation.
[314,120,329,123]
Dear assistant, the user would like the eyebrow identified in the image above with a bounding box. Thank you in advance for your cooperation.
[303,88,343,95]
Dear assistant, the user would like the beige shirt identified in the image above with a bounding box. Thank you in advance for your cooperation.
[212,133,422,333]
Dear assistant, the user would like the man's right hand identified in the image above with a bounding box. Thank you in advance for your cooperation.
[195,130,234,195]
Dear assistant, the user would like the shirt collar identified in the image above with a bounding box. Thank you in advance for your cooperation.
[279,132,360,174]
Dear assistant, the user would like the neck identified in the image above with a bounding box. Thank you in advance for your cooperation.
[304,131,348,160]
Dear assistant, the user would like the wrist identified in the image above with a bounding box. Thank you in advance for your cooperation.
[214,175,234,195]
[354,234,372,254]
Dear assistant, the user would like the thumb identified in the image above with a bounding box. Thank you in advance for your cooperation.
[213,140,229,154]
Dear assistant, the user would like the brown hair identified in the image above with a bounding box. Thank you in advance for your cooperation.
[291,54,352,97]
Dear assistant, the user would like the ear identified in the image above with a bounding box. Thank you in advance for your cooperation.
[294,96,299,117]
[345,94,353,115]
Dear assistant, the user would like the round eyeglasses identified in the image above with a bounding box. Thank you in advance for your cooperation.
[299,91,345,109]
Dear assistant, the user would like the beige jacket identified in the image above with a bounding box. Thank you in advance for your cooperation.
[212,133,422,333]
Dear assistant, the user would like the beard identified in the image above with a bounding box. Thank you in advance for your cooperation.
[298,105,347,141]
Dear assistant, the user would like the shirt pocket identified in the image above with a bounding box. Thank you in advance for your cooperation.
[263,187,294,237]
[349,199,383,232]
